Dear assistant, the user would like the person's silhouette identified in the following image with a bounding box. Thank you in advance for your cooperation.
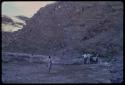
[48,56,52,73]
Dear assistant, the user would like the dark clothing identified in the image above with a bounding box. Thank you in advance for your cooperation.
[84,57,88,64]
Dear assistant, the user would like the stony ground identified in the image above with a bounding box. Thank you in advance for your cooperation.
[2,52,123,84]
[2,61,112,83]
[109,55,123,83]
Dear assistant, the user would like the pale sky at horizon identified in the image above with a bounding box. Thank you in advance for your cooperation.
[2,1,55,18]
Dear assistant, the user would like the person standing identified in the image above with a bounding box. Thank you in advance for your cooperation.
[48,56,52,73]
[82,54,87,64]
[90,53,98,64]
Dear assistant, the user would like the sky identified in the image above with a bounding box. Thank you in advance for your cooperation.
[2,1,55,18]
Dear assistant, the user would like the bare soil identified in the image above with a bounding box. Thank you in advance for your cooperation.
[2,61,111,83]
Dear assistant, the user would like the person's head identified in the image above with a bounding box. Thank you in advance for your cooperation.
[49,56,51,58]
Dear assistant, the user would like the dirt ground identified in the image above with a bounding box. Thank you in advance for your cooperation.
[2,61,112,83]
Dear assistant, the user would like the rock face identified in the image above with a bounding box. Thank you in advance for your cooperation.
[2,32,14,50]
[4,2,123,58]
[2,15,29,51]
[16,16,29,22]
[2,15,14,24]
[2,15,29,32]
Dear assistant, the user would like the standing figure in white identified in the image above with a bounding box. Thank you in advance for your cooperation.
[82,53,92,64]
[86,54,92,64]
[92,54,98,64]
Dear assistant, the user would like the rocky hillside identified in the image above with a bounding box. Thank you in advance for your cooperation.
[2,15,29,32]
[2,15,29,50]
[16,16,29,22]
[3,1,123,58]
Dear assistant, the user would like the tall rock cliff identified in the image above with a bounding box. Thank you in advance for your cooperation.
[5,1,123,58]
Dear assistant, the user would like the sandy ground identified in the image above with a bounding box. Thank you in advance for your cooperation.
[2,61,111,84]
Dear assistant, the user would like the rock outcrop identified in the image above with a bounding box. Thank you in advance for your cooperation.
[2,15,29,32]
[2,15,29,51]
[3,1,123,58]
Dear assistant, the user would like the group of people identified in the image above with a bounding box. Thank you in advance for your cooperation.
[47,52,99,73]
[82,52,99,64]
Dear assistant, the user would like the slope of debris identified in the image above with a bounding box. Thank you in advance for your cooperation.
[3,2,123,59]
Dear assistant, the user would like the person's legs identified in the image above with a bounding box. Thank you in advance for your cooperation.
[84,57,87,64]
[93,57,98,64]
[96,57,98,64]
[90,57,93,64]
[49,65,51,72]
[86,56,90,64]
[86,58,89,64]
[48,63,52,73]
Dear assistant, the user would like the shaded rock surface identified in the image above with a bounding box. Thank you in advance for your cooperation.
[3,1,123,59]
[2,15,29,51]
[2,15,14,24]
[16,16,29,22]
[2,15,29,32]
